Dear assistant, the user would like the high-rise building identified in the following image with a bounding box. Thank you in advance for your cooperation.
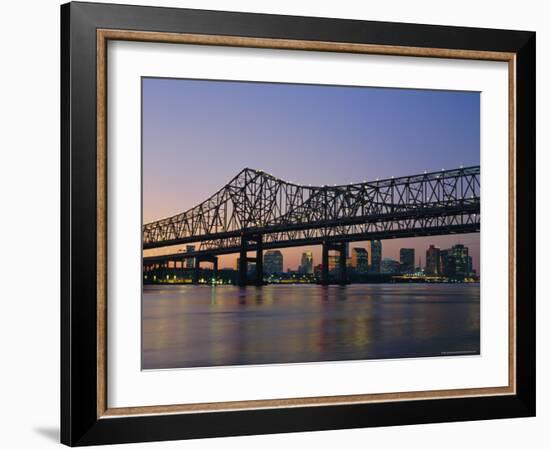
[185,245,196,269]
[264,250,283,274]
[399,248,415,273]
[451,244,469,277]
[299,251,313,274]
[381,258,401,274]
[351,247,369,273]
[440,249,455,277]
[467,256,474,276]
[368,240,382,273]
[439,245,471,278]
[425,245,441,275]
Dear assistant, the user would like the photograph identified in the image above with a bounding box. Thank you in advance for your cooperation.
[141,78,481,370]
[56,2,537,446]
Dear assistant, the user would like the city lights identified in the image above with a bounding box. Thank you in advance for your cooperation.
[144,241,477,285]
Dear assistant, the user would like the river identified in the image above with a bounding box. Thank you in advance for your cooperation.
[142,283,480,369]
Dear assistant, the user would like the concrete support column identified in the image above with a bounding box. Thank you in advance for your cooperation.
[255,235,263,286]
[321,243,329,286]
[212,257,218,281]
[192,261,200,284]
[321,242,348,285]
[338,246,347,285]
[238,236,248,287]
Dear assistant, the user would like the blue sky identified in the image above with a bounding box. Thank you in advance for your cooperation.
[142,77,480,271]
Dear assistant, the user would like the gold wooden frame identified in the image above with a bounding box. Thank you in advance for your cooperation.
[96,29,516,419]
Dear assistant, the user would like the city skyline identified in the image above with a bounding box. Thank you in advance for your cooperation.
[216,239,478,274]
[143,77,480,273]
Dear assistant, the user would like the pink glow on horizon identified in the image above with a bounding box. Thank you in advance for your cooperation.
[144,233,480,274]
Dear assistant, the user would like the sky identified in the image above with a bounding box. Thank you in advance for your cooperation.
[142,77,480,273]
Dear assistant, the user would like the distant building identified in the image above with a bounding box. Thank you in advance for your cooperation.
[264,250,283,274]
[439,245,472,278]
[451,244,469,277]
[344,242,350,259]
[368,240,382,273]
[185,245,196,269]
[344,242,351,267]
[440,249,455,277]
[299,251,313,274]
[467,256,474,276]
[425,245,441,275]
[399,248,415,273]
[247,262,256,276]
[328,254,339,273]
[381,258,401,274]
[235,258,257,276]
[313,264,323,277]
[351,247,369,273]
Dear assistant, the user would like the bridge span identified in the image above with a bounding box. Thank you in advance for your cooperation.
[143,165,480,285]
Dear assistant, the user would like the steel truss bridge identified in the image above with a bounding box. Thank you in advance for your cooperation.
[143,166,480,285]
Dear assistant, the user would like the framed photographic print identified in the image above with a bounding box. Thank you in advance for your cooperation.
[60,2,536,446]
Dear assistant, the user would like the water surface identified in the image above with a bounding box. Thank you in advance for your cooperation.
[142,284,480,369]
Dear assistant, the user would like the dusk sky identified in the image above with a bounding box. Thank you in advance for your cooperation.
[142,77,480,273]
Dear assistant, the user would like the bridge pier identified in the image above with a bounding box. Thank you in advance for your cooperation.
[255,236,263,286]
[338,245,347,285]
[238,238,248,286]
[321,241,348,286]
[321,244,329,285]
[192,255,218,284]
[178,259,185,282]
[237,234,264,286]
[192,259,199,284]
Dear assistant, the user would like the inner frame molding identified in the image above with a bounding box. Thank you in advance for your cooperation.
[96,28,516,419]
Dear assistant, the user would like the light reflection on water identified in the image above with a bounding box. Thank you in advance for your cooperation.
[142,284,480,369]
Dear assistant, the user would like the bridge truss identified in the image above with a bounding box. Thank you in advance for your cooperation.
[143,165,480,255]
